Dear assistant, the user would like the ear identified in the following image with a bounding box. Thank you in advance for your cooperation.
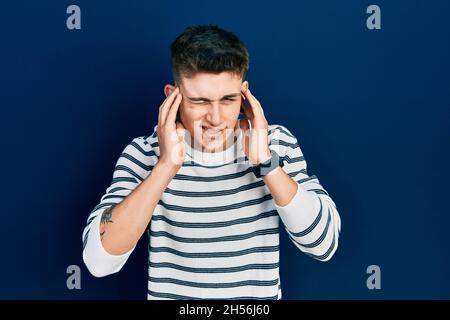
[164,84,176,98]
[241,81,249,93]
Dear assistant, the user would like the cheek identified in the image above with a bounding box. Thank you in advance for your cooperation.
[224,103,241,120]
[180,105,206,127]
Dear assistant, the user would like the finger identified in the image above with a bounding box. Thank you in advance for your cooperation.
[243,89,266,121]
[160,87,179,125]
[157,94,170,126]
[165,93,182,127]
[241,90,255,120]
[159,87,179,126]
[176,121,186,141]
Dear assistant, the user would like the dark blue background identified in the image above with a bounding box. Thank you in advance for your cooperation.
[1,0,449,299]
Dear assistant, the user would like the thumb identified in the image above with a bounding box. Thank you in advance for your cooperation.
[239,119,250,156]
[176,121,186,140]
[239,119,250,132]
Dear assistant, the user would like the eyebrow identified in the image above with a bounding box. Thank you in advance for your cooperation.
[187,93,241,102]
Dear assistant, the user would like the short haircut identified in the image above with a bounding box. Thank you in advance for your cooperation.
[171,25,249,84]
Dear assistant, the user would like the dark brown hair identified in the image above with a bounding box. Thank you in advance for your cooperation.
[171,25,249,84]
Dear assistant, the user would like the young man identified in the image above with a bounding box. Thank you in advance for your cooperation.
[82,25,341,300]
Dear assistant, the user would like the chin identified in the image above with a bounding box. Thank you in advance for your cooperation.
[202,139,226,152]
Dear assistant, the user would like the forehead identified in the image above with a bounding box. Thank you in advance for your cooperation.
[181,72,243,98]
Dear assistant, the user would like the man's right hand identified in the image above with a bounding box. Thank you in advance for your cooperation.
[156,87,186,172]
[93,87,186,257]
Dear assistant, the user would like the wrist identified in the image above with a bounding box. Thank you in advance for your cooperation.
[155,160,180,177]
[257,150,272,165]
[252,151,283,178]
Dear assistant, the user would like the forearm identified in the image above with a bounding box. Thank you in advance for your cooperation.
[100,161,178,255]
[265,164,340,261]
[262,166,298,206]
[264,165,322,231]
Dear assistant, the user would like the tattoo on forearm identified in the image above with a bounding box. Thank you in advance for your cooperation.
[100,206,114,239]
[101,207,114,224]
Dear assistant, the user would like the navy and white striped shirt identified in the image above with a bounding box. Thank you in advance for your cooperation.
[82,124,341,299]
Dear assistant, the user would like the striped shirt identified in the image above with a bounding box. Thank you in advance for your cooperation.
[82,124,341,300]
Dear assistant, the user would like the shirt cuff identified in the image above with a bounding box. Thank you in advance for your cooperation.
[273,183,321,232]
[83,212,135,277]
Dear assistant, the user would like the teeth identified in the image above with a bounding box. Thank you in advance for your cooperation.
[203,127,223,135]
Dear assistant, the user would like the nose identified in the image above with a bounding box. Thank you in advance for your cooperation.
[205,103,222,126]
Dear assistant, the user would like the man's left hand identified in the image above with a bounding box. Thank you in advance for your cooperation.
[240,87,272,165]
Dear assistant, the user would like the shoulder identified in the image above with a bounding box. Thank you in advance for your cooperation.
[268,124,299,144]
[122,125,159,159]
[268,124,303,157]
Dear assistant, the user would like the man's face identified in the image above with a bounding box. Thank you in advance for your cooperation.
[170,72,248,152]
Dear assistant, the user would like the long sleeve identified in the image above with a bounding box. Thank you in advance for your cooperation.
[82,136,153,277]
[268,125,341,262]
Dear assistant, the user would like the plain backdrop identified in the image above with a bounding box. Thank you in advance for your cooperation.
[0,0,449,299]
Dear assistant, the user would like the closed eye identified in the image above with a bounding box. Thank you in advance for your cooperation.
[191,100,209,105]
[188,97,238,104]
[222,98,237,103]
